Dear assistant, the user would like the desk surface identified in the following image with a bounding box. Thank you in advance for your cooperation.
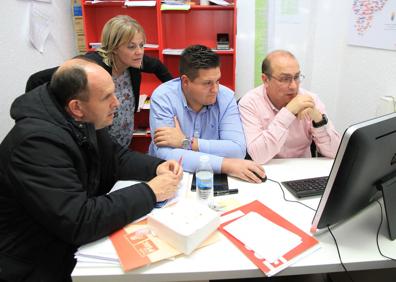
[72,158,396,282]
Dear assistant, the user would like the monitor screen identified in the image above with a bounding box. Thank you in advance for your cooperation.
[311,112,396,239]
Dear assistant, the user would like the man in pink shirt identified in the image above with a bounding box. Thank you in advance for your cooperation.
[239,50,341,164]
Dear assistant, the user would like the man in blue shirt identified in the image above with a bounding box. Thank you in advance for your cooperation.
[149,45,265,183]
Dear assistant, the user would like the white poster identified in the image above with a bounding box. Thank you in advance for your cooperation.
[29,3,51,53]
[348,0,396,51]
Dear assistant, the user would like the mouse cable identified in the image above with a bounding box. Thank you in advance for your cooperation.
[267,178,316,212]
[327,226,355,282]
[375,200,396,261]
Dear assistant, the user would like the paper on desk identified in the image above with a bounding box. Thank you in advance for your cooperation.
[109,172,191,209]
[223,211,302,263]
[75,237,119,264]
[110,219,221,271]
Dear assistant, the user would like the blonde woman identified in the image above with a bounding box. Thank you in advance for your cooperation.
[26,15,172,147]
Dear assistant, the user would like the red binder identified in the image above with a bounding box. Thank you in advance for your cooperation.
[218,200,319,276]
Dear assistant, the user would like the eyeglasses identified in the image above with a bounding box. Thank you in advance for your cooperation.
[266,73,305,86]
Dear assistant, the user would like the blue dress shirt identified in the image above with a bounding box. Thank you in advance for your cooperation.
[149,78,246,173]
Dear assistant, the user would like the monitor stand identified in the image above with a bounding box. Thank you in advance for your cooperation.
[377,171,396,240]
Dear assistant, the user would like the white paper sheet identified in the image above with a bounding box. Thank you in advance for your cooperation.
[125,0,156,7]
[209,0,230,6]
[137,94,148,112]
[224,211,302,263]
[75,237,119,264]
[109,172,191,209]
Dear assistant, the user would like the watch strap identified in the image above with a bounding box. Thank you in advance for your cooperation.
[189,137,194,150]
[182,137,193,150]
[312,114,328,128]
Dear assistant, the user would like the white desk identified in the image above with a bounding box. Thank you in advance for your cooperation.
[72,158,396,282]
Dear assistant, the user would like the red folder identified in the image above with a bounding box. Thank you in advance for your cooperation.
[110,219,181,271]
[110,219,221,272]
[218,200,319,276]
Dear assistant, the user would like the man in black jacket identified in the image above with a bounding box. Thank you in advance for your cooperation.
[0,57,182,281]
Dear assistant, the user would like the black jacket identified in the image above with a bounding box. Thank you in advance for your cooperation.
[0,84,163,281]
[25,53,173,112]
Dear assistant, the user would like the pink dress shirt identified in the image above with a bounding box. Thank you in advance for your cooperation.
[238,85,341,164]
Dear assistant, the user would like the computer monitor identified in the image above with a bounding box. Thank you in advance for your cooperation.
[311,112,396,240]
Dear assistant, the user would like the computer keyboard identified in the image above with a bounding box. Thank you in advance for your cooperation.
[281,176,329,198]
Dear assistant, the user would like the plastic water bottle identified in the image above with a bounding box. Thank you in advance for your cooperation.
[196,155,214,208]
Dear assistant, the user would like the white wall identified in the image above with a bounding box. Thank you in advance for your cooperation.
[0,0,76,140]
[235,0,256,100]
[236,0,396,133]
[309,0,396,132]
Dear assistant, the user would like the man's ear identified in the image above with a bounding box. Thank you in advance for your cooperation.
[262,73,270,85]
[67,99,84,120]
[180,74,190,88]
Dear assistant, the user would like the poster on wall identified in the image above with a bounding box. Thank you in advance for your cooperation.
[29,3,51,53]
[348,0,396,51]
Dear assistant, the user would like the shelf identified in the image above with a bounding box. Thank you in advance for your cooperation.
[213,49,234,54]
[161,9,235,50]
[84,1,126,7]
[188,5,235,10]
[132,132,151,137]
[82,3,159,47]
[81,0,236,153]
[84,1,157,7]
[162,48,234,55]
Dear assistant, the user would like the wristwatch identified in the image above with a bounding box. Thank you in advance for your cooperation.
[181,137,192,150]
[312,114,328,128]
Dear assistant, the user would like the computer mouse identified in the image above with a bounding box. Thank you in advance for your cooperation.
[253,172,267,182]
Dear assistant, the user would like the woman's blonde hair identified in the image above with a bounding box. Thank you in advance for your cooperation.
[98,15,146,68]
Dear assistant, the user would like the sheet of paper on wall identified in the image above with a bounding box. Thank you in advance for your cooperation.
[33,0,52,2]
[223,211,302,263]
[29,4,51,53]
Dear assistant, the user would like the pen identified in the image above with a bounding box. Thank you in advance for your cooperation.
[173,156,183,175]
[214,188,239,196]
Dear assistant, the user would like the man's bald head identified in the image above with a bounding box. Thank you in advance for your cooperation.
[50,57,118,129]
[261,50,297,76]
[50,57,108,107]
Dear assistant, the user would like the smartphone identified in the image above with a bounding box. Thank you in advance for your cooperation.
[191,173,229,192]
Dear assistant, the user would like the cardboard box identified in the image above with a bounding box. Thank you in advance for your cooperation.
[75,33,86,51]
[147,200,220,255]
[71,0,82,17]
[73,16,84,34]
